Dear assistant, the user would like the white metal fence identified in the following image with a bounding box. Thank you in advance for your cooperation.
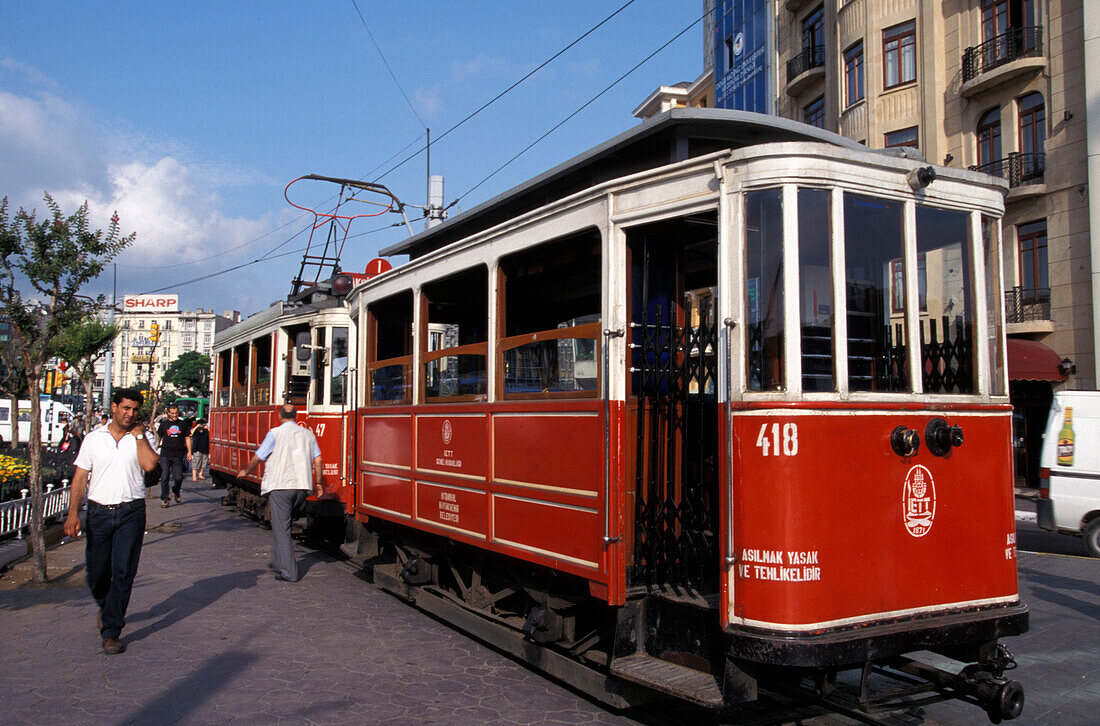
[0,481,71,539]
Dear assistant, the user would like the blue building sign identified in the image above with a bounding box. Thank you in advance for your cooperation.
[714,0,773,113]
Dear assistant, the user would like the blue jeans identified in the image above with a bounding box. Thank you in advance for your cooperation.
[85,499,146,640]
[159,455,185,500]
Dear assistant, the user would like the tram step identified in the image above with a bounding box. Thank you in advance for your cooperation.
[610,654,723,708]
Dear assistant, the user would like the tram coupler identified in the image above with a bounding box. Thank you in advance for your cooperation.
[892,643,1023,723]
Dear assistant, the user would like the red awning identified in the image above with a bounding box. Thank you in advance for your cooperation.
[1007,338,1067,382]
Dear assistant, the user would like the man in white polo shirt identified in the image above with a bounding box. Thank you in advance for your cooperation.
[236,404,323,582]
[64,388,160,655]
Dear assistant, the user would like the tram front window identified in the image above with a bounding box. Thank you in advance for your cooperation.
[330,327,348,405]
[844,194,908,392]
[798,188,834,392]
[916,206,975,394]
[746,189,784,391]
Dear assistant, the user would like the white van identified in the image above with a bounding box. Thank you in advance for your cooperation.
[1037,390,1100,557]
[0,398,74,447]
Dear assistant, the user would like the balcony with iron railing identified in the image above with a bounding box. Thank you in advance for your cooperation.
[961,26,1044,96]
[969,152,1045,190]
[1005,286,1051,326]
[785,46,826,96]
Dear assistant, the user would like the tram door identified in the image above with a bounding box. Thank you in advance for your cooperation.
[626,217,719,596]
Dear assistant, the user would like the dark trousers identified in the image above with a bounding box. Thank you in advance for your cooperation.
[159,455,185,500]
[268,489,307,581]
[85,499,146,640]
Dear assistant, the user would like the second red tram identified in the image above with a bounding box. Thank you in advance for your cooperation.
[212,109,1026,720]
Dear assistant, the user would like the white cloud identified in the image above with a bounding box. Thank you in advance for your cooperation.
[50,157,273,266]
[451,53,523,82]
[0,80,274,268]
[413,86,443,117]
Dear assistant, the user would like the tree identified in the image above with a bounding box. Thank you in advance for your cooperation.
[0,332,31,448]
[163,351,211,397]
[53,315,120,431]
[0,194,134,583]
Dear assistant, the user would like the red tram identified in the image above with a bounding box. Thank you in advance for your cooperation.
[211,109,1027,721]
[210,297,356,520]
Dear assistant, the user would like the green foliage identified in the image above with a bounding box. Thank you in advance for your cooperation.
[53,315,120,427]
[163,350,212,397]
[53,316,119,372]
[0,193,134,582]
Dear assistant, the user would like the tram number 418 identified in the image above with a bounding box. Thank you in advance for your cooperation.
[755,422,799,457]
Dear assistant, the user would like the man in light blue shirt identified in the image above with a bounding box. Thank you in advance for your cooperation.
[236,404,322,581]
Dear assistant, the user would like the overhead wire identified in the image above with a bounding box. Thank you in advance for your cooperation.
[117,217,314,270]
[133,0,683,296]
[449,6,711,208]
[137,222,397,295]
[370,0,641,183]
[350,0,426,130]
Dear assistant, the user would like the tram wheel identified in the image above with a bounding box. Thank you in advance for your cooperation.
[1083,518,1100,558]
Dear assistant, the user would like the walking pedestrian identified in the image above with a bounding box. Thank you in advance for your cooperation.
[156,403,188,507]
[63,388,159,655]
[236,404,322,582]
[190,418,210,484]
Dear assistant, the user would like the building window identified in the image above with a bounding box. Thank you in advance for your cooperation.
[844,42,864,107]
[724,37,734,74]
[981,0,1009,43]
[802,5,825,54]
[1018,92,1045,156]
[884,126,919,149]
[803,95,825,128]
[977,107,1002,166]
[883,20,916,88]
[1017,219,1047,293]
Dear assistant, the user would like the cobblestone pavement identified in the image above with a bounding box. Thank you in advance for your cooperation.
[1,484,1097,725]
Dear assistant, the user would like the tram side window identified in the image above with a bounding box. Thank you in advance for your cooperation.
[232,343,249,406]
[984,216,1006,396]
[251,335,272,406]
[798,188,834,391]
[844,194,908,392]
[217,351,231,406]
[331,327,348,405]
[917,206,975,394]
[369,291,413,404]
[424,266,488,401]
[745,189,784,391]
[500,231,601,397]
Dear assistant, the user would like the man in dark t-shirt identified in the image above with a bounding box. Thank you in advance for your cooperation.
[156,403,189,507]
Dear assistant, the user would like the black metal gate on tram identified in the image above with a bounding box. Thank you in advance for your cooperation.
[628,296,719,594]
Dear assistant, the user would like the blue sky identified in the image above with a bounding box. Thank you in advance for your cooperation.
[1,1,704,317]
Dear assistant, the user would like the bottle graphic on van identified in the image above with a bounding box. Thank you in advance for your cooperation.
[1057,406,1075,467]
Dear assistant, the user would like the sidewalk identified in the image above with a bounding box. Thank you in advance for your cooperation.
[0,481,643,726]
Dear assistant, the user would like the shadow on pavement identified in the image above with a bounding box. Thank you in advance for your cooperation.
[124,569,265,644]
[119,648,260,725]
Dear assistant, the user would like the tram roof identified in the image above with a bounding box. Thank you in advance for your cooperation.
[381,108,871,260]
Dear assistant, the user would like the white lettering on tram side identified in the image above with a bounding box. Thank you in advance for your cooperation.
[435,448,463,468]
[755,423,798,457]
[438,491,460,523]
[736,549,821,582]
